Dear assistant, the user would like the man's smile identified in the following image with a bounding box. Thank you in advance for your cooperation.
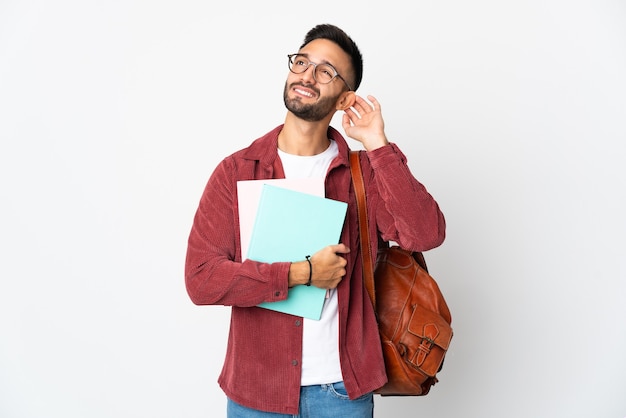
[292,84,318,99]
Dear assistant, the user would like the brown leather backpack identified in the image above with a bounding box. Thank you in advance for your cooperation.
[350,151,453,396]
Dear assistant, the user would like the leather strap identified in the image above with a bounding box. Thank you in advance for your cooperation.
[349,151,376,309]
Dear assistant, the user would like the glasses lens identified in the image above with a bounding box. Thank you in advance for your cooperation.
[314,64,335,84]
[289,55,309,74]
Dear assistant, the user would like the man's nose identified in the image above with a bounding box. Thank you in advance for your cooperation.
[300,63,317,84]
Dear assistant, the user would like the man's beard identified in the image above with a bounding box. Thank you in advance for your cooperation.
[283,82,339,122]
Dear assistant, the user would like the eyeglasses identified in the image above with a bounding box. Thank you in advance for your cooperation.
[287,54,353,91]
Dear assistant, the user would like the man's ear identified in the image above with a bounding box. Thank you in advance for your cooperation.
[336,91,356,111]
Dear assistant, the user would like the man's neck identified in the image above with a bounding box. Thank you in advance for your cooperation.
[278,113,332,156]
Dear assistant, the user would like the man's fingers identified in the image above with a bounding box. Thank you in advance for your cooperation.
[329,243,350,254]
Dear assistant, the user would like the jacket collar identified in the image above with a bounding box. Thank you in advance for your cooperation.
[241,124,352,171]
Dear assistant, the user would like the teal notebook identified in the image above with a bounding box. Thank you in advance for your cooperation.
[247,184,348,320]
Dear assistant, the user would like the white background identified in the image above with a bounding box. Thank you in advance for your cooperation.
[1,1,625,417]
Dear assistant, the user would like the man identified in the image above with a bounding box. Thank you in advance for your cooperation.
[185,24,445,417]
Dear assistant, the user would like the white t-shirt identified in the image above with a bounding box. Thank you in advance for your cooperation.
[277,140,344,386]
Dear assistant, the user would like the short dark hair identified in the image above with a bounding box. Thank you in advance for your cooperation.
[300,24,363,91]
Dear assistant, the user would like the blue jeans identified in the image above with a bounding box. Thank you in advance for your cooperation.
[226,382,374,417]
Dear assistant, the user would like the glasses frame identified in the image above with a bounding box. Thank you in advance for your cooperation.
[287,53,353,91]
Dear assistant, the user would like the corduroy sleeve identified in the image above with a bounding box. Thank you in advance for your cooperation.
[185,157,291,307]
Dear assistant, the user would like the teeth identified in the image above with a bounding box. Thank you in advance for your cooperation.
[295,88,313,97]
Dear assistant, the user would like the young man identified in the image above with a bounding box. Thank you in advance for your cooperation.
[185,24,446,417]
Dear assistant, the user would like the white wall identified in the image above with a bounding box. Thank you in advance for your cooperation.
[1,1,625,417]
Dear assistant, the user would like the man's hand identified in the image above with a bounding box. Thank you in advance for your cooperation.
[342,95,389,151]
[288,244,350,289]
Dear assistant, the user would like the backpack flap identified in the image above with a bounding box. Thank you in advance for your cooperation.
[403,304,453,377]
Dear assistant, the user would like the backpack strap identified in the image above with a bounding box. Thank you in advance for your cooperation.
[349,151,376,309]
